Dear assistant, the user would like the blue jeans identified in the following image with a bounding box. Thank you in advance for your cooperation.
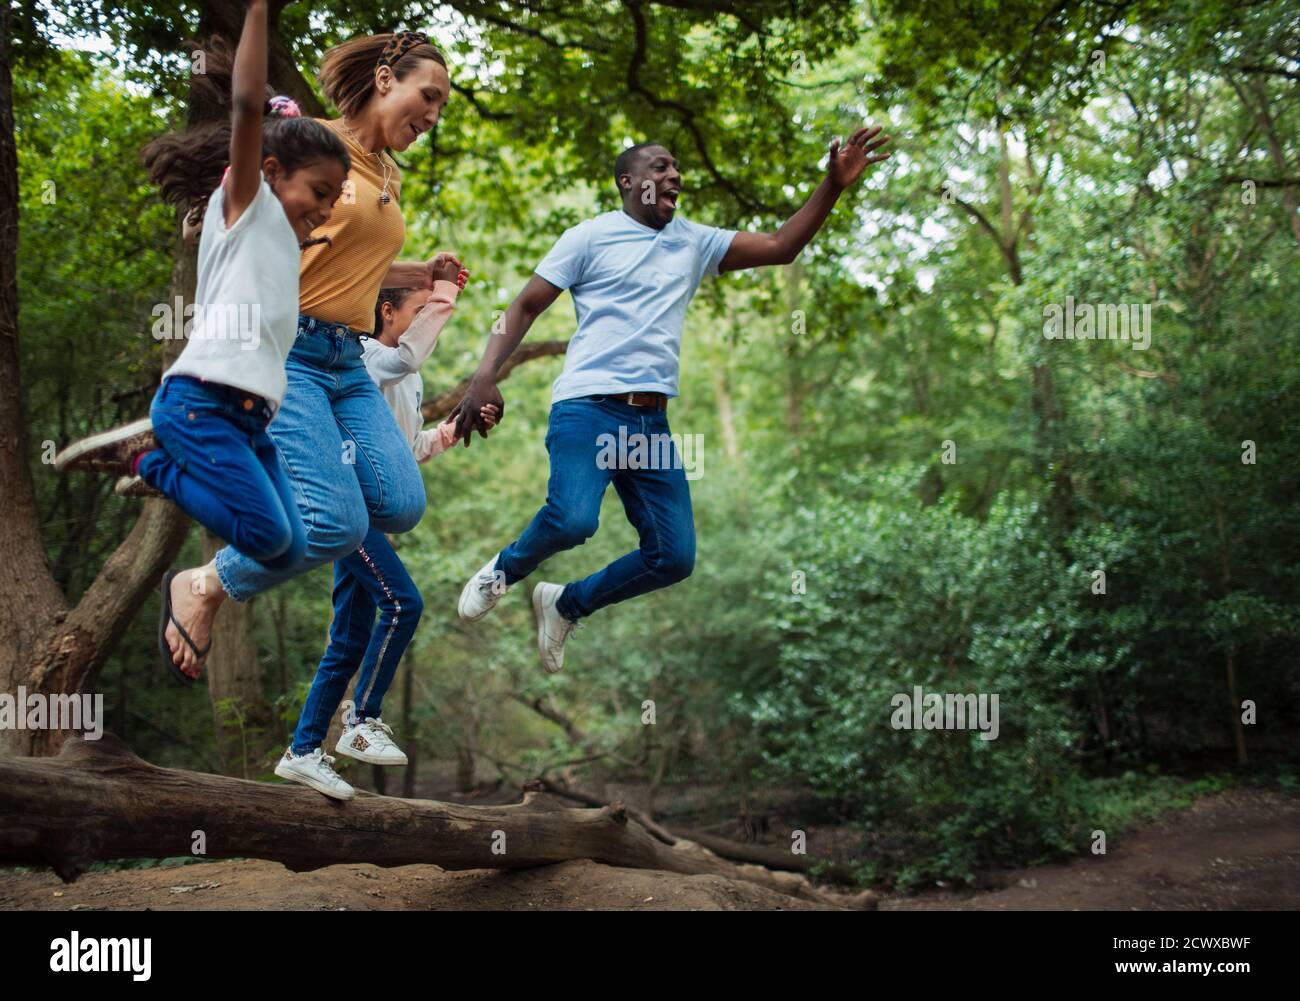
[213,315,426,602]
[291,527,423,754]
[139,375,306,569]
[495,396,695,621]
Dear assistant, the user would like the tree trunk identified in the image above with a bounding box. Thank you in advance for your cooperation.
[1,8,209,756]
[713,367,740,465]
[201,530,280,777]
[0,734,872,908]
[274,590,289,695]
[197,0,327,119]
[1212,497,1248,765]
[535,776,863,885]
[456,744,476,793]
[1224,648,1246,766]
[0,10,194,751]
[0,0,67,726]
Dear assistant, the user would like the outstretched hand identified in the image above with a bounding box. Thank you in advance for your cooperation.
[827,124,891,190]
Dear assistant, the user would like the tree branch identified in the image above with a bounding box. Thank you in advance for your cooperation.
[421,340,568,423]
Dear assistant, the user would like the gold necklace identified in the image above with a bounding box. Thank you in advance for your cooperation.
[339,119,393,206]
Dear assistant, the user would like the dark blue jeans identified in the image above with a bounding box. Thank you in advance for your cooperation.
[291,527,422,754]
[139,375,306,569]
[495,395,695,621]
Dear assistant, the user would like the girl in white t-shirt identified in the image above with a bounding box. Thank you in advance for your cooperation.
[53,1,351,682]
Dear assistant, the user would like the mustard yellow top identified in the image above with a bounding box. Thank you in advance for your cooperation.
[298,118,406,334]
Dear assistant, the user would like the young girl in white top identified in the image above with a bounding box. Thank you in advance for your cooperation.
[364,277,498,460]
[280,269,499,799]
[53,1,350,683]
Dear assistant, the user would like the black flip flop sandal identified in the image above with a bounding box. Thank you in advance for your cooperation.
[158,570,210,686]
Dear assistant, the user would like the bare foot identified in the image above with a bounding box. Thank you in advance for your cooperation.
[165,563,226,679]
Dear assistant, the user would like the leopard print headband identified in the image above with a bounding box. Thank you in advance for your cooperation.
[378,31,429,68]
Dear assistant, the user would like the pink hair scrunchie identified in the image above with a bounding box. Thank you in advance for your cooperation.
[219,95,301,186]
[268,95,302,117]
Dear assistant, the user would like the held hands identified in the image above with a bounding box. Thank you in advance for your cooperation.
[449,378,505,447]
[827,124,891,190]
[437,404,499,454]
[427,251,468,288]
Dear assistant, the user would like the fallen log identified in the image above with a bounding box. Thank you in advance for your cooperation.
[530,776,862,885]
[674,828,861,886]
[0,735,874,908]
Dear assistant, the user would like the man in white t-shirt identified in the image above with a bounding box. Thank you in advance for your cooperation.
[452,126,891,673]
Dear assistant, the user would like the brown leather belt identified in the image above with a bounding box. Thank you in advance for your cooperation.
[607,391,668,411]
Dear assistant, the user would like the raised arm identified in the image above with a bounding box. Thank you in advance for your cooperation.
[223,0,269,228]
[382,252,465,289]
[717,124,891,274]
[448,274,565,445]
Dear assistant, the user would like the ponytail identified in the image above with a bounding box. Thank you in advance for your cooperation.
[142,37,350,228]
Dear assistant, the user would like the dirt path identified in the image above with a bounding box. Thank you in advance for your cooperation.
[0,858,832,911]
[880,787,1300,911]
[1,787,1294,911]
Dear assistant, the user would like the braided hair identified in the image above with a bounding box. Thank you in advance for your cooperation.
[318,30,447,120]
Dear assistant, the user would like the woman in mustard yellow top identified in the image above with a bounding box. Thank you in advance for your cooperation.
[160,33,454,733]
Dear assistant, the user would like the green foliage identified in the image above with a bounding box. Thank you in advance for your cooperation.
[732,476,1082,884]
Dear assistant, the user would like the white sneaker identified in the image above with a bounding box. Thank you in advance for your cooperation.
[274,746,355,800]
[336,715,408,766]
[458,555,510,622]
[54,416,155,475]
[532,581,583,674]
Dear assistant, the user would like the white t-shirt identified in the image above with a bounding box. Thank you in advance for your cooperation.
[163,177,300,409]
[534,210,737,403]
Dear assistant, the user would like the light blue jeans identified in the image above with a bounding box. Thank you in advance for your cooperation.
[213,315,426,602]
